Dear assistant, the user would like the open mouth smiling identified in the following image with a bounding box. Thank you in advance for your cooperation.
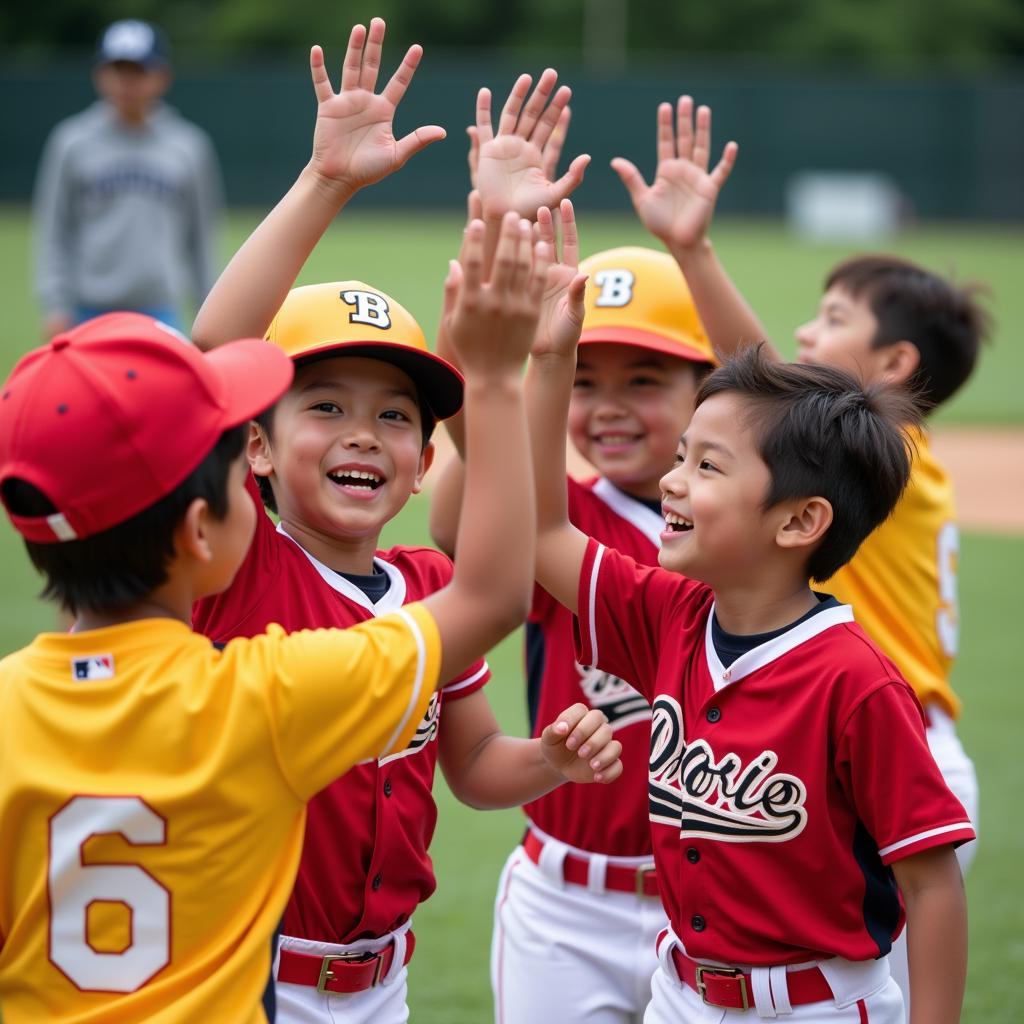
[663,512,693,533]
[326,469,384,491]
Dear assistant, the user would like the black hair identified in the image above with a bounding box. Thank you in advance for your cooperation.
[696,345,919,582]
[1,425,247,615]
[825,255,991,413]
[252,376,437,515]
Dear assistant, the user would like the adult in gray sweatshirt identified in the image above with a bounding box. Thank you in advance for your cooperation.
[33,20,223,338]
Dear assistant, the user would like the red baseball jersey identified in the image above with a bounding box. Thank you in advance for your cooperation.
[574,539,975,966]
[525,477,660,855]
[193,475,489,942]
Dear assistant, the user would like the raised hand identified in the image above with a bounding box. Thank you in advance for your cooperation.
[308,18,446,196]
[475,72,590,221]
[532,199,587,361]
[442,212,551,374]
[611,97,737,251]
[541,704,623,784]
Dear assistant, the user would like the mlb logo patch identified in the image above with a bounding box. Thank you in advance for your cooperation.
[72,655,115,681]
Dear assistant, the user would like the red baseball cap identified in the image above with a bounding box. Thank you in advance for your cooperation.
[0,313,294,543]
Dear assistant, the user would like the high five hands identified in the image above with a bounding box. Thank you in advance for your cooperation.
[308,18,446,196]
[612,96,738,251]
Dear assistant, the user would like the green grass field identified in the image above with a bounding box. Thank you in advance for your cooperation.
[0,206,1021,1021]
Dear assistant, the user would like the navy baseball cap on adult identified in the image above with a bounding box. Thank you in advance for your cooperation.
[96,20,171,68]
[0,314,293,544]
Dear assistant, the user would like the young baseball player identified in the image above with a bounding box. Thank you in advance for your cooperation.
[0,288,541,1021]
[611,96,989,1010]
[528,329,975,1022]
[189,21,620,1023]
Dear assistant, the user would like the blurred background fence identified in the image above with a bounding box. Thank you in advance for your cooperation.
[3,60,1023,218]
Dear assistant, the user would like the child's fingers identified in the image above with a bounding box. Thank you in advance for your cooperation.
[460,219,486,295]
[535,205,556,249]
[475,88,495,144]
[466,188,483,224]
[498,74,533,135]
[592,751,624,785]
[517,68,558,139]
[541,105,572,182]
[382,43,424,107]
[692,104,712,170]
[551,154,591,204]
[358,16,386,93]
[589,739,622,772]
[656,101,675,164]
[466,125,481,184]
[540,703,590,748]
[570,715,613,758]
[510,220,535,295]
[394,124,447,169]
[558,198,579,269]
[442,259,463,319]
[567,272,588,326]
[309,46,335,103]
[528,239,552,305]
[610,157,648,205]
[675,95,694,160]
[709,140,739,190]
[490,212,522,292]
[340,23,367,92]
[531,85,572,153]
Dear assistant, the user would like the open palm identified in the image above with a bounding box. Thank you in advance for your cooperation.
[612,96,737,250]
[308,19,445,194]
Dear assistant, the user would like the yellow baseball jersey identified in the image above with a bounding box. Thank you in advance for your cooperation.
[827,430,961,717]
[0,606,440,1022]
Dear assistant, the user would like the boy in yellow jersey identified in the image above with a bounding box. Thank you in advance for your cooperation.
[610,94,989,1012]
[0,182,554,1021]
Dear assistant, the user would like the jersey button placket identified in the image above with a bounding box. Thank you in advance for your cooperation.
[686,847,700,864]
[690,913,706,932]
[371,872,383,891]
[383,778,393,797]
[706,706,722,723]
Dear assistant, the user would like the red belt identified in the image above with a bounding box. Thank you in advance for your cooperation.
[671,946,833,1011]
[524,831,658,898]
[277,932,415,994]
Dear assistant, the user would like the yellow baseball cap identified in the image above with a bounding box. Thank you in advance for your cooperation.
[266,281,464,420]
[578,247,716,365]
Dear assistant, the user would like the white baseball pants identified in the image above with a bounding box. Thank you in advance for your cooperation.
[491,843,667,1024]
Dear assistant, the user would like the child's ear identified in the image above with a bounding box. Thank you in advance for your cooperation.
[175,497,215,564]
[878,340,920,389]
[411,441,436,495]
[248,421,274,479]
[775,497,833,552]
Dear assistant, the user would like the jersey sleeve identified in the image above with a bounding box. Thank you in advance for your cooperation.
[835,680,976,864]
[441,658,490,700]
[247,603,442,801]
[573,538,701,702]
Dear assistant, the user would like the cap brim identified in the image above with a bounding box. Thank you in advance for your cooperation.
[290,341,465,421]
[579,326,714,365]
[206,339,295,426]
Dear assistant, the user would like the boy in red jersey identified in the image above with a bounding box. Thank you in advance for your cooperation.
[190,20,619,1024]
[528,322,974,1021]
[612,95,989,1012]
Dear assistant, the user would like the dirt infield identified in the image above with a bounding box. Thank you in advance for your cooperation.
[429,426,1024,536]
[932,427,1024,535]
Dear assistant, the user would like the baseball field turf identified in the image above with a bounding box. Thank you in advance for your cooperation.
[0,207,1020,1021]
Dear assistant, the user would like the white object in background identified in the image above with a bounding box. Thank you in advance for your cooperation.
[786,172,903,242]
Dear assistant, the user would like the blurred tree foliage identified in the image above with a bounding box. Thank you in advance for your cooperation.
[4,0,1022,71]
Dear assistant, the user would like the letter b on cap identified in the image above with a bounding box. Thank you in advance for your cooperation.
[341,290,392,330]
[594,269,635,308]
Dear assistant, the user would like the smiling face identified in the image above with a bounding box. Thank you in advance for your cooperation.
[657,392,782,587]
[567,344,705,501]
[250,356,432,564]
